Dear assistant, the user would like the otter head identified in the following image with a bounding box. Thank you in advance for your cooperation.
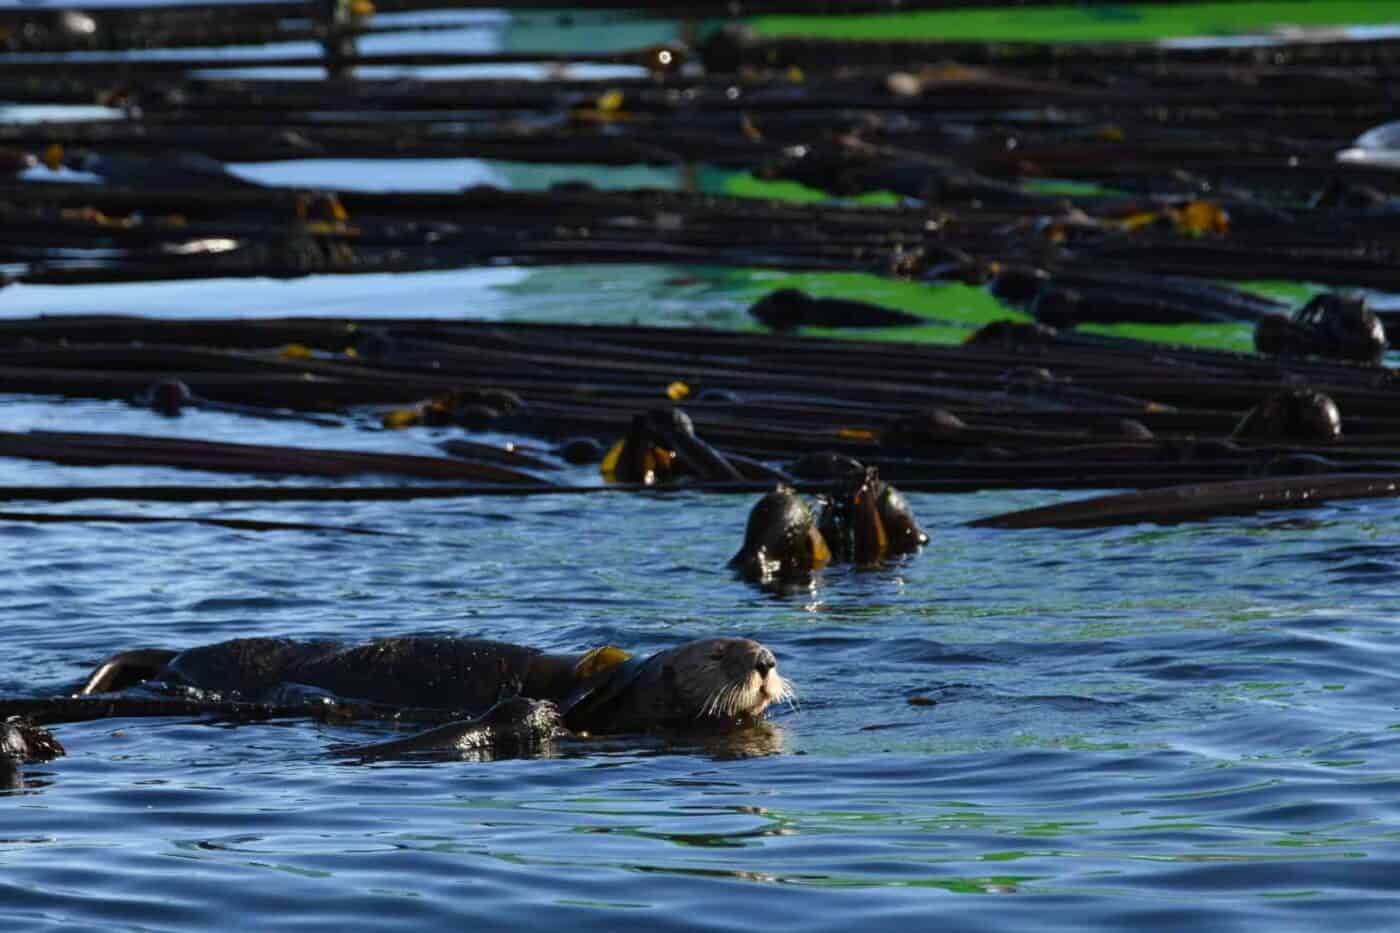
[1232,388,1342,444]
[566,638,792,735]
[1,718,64,763]
[730,486,830,585]
[601,408,692,485]
[819,467,929,564]
[143,378,195,417]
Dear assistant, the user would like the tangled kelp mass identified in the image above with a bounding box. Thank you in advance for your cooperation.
[0,314,1395,523]
[0,3,1394,530]
[0,2,1399,304]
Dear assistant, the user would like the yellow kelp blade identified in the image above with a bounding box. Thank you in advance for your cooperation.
[574,646,632,680]
[599,437,627,481]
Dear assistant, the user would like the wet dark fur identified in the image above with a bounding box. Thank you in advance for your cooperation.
[163,637,539,711]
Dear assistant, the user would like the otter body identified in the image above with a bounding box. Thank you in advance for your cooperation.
[80,636,789,737]
[162,636,540,713]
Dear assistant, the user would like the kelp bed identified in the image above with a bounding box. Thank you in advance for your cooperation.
[0,0,1399,527]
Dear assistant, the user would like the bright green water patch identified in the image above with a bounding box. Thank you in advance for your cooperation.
[491,262,1278,352]
[1075,280,1312,352]
[1238,280,1317,304]
[750,2,1400,43]
[1078,321,1255,352]
[728,270,1290,353]
[691,170,1318,353]
[718,171,902,207]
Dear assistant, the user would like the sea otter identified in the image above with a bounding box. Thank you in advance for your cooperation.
[818,466,929,563]
[730,469,928,585]
[729,486,831,585]
[1,716,64,764]
[77,636,792,738]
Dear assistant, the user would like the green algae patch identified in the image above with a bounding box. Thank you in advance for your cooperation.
[719,171,901,207]
[1077,321,1255,352]
[750,2,1400,43]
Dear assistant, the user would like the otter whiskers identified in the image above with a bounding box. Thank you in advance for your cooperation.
[700,670,796,719]
[770,673,799,713]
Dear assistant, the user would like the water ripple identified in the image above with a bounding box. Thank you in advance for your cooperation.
[0,422,1398,929]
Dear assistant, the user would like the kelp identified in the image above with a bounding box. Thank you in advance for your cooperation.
[0,316,1392,495]
[970,473,1400,528]
[0,3,1396,528]
[0,694,473,728]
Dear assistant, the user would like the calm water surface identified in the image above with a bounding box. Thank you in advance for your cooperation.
[4,5,1400,931]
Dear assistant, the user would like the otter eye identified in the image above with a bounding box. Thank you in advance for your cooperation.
[710,650,725,661]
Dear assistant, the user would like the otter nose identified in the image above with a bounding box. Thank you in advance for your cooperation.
[754,649,776,677]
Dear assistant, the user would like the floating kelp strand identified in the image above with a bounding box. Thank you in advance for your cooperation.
[0,430,555,482]
[969,472,1400,529]
[0,510,398,535]
[7,224,1400,294]
[0,694,475,729]
[0,317,1389,399]
[0,483,603,503]
[438,438,561,472]
[1,177,1399,295]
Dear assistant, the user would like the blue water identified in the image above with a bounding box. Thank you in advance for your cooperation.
[2,396,1399,930]
[4,5,1400,931]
